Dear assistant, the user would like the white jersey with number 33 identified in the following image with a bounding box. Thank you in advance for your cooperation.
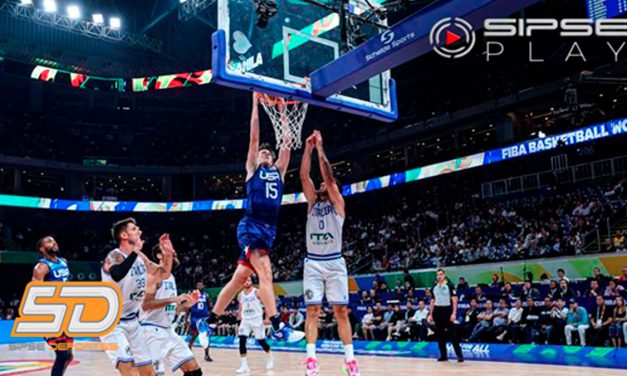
[140,274,177,327]
[306,200,344,259]
[101,248,147,319]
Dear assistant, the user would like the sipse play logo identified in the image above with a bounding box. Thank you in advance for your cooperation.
[430,17,627,62]
[429,17,476,59]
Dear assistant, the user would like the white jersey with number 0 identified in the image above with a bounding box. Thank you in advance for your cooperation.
[306,200,344,259]
[240,288,264,326]
[101,248,147,319]
[140,274,177,328]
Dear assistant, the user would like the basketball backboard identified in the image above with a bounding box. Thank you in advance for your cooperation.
[212,0,397,122]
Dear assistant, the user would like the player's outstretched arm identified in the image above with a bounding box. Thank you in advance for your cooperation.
[314,130,345,217]
[141,234,174,281]
[32,262,49,281]
[246,93,261,180]
[300,133,317,208]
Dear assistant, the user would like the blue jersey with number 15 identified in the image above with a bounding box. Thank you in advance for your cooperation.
[244,165,283,226]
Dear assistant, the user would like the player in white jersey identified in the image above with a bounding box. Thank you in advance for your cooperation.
[300,131,360,376]
[101,218,173,376]
[140,243,203,376]
[235,276,274,374]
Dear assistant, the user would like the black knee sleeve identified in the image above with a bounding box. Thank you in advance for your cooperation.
[183,370,202,376]
[257,339,271,352]
[51,350,71,376]
[239,335,248,355]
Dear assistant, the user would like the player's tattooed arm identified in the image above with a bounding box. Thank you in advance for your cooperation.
[246,92,260,180]
[314,130,345,217]
[105,249,138,282]
[32,262,49,281]
[300,133,317,208]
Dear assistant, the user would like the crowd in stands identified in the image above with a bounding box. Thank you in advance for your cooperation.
[0,179,625,290]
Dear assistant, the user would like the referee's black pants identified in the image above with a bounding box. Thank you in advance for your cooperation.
[433,306,463,360]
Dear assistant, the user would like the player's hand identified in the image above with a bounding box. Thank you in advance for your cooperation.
[305,133,316,150]
[450,313,456,323]
[427,315,433,325]
[263,318,271,326]
[177,293,198,308]
[159,233,174,256]
[314,130,323,148]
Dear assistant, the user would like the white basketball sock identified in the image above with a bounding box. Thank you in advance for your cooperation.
[306,343,317,359]
[344,344,355,362]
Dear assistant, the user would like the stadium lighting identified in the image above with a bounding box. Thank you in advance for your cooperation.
[92,13,104,24]
[20,0,33,6]
[67,5,81,20]
[179,0,188,3]
[43,0,57,13]
[110,17,121,30]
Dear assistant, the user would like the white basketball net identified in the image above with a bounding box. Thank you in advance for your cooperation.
[257,93,308,150]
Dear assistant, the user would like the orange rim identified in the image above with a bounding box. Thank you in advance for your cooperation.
[255,92,303,106]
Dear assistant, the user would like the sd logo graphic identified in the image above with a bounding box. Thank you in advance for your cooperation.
[430,17,476,59]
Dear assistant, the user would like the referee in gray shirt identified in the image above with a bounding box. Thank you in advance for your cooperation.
[428,268,464,362]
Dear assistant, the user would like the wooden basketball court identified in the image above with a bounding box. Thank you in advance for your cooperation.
[1,344,626,376]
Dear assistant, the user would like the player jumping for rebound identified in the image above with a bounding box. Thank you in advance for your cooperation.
[235,276,274,374]
[187,281,212,362]
[101,218,173,376]
[202,93,303,342]
[140,243,202,376]
[32,236,73,376]
[300,130,361,376]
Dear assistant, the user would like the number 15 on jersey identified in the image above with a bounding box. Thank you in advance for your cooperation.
[266,182,278,199]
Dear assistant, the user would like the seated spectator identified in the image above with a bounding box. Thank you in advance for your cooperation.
[523,297,542,343]
[406,289,418,305]
[589,295,613,346]
[501,282,520,301]
[384,305,403,341]
[604,280,625,297]
[360,306,375,340]
[472,286,488,302]
[360,290,372,305]
[379,282,389,293]
[545,298,568,345]
[369,289,380,303]
[409,300,431,341]
[469,300,494,342]
[423,288,433,305]
[371,303,385,340]
[558,280,576,301]
[347,306,359,337]
[521,281,540,300]
[609,296,626,348]
[612,230,625,251]
[394,280,406,293]
[557,268,570,282]
[591,267,609,286]
[289,309,304,331]
[539,273,551,284]
[318,306,336,340]
[461,298,480,341]
[457,277,469,291]
[489,299,510,342]
[394,301,417,340]
[546,280,559,299]
[619,267,627,282]
[565,300,589,346]
[280,305,291,324]
[584,280,602,298]
[490,273,504,288]
[507,299,524,343]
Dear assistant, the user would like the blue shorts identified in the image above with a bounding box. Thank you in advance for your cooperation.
[237,217,276,271]
[189,316,207,333]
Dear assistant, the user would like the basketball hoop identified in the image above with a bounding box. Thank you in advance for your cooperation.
[256,92,308,150]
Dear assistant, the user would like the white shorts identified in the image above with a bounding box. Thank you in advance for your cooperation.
[238,319,266,340]
[142,324,195,375]
[303,257,349,306]
[100,317,152,368]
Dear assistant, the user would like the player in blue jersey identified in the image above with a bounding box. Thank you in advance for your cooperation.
[187,281,213,362]
[204,93,303,342]
[32,236,73,376]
